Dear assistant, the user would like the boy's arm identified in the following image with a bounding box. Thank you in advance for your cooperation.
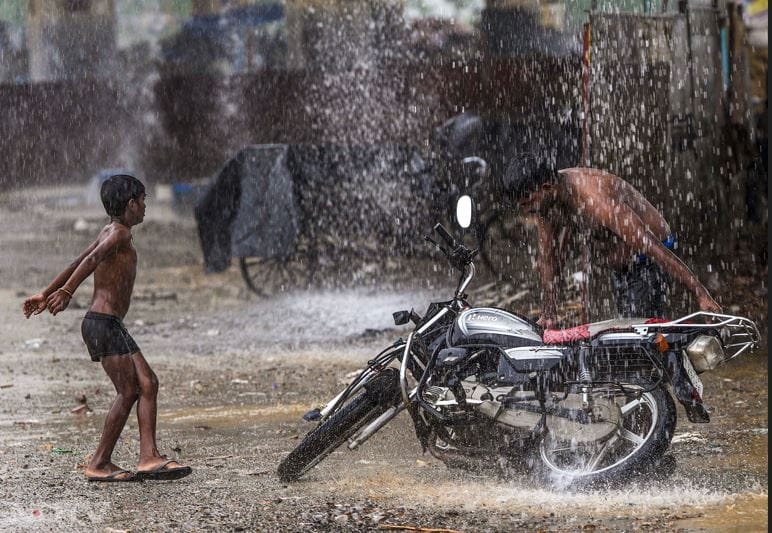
[534,216,560,329]
[46,228,130,316]
[22,238,101,318]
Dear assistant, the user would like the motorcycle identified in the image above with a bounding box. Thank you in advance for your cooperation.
[277,223,759,486]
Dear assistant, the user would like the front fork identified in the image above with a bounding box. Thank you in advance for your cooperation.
[347,403,406,450]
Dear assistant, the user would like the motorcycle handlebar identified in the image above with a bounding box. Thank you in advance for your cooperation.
[433,223,456,248]
[428,223,477,273]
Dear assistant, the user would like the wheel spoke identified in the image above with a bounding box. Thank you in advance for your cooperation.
[546,443,575,453]
[240,255,311,296]
[620,397,643,416]
[584,435,618,472]
[618,427,645,446]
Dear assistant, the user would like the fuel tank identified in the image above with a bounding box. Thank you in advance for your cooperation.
[450,307,543,349]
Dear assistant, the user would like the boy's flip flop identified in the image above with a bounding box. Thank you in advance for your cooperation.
[136,459,192,481]
[87,469,139,482]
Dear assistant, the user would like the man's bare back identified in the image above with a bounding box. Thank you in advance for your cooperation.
[558,168,672,268]
[557,168,663,229]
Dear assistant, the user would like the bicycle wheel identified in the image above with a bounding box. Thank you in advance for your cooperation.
[239,254,313,297]
[478,211,534,283]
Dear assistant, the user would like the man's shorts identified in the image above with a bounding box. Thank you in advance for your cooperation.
[81,311,140,362]
[612,257,671,319]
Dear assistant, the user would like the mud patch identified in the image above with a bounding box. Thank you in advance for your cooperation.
[161,404,308,428]
[1,186,766,532]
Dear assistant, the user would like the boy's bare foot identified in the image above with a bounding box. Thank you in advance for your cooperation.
[137,456,192,481]
[85,463,138,482]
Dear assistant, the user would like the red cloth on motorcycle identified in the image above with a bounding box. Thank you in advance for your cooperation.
[543,317,668,344]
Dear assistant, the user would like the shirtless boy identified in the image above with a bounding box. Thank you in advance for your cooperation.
[499,155,722,328]
[22,174,191,482]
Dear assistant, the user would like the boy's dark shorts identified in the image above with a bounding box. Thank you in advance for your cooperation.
[81,311,140,362]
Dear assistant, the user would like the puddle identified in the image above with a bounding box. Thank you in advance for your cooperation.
[0,501,112,532]
[330,469,767,531]
[673,493,768,532]
[160,403,308,428]
[216,288,448,346]
[348,473,739,513]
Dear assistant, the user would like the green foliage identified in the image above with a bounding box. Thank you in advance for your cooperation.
[116,0,191,18]
[564,0,668,29]
[0,0,24,26]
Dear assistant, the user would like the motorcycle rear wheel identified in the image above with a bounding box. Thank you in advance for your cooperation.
[538,380,676,486]
[277,369,398,482]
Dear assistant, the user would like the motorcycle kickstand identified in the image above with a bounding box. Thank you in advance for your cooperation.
[531,411,549,440]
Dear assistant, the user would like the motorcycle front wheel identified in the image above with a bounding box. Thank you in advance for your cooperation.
[277,368,399,482]
[538,380,676,486]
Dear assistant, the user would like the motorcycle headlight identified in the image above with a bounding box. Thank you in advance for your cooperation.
[685,335,725,373]
[456,195,473,228]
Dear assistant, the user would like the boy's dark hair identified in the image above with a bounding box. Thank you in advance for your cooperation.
[499,152,556,200]
[100,174,145,217]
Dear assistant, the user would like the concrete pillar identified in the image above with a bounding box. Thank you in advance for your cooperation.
[284,0,404,69]
[280,0,409,143]
[190,0,226,17]
[487,0,539,10]
[283,0,307,70]
[26,0,116,82]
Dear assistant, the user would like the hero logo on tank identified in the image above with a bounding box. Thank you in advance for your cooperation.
[469,313,498,321]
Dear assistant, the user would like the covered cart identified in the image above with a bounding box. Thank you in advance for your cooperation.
[194,143,432,295]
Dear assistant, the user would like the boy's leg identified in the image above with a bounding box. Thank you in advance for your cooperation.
[86,353,139,479]
[131,351,188,471]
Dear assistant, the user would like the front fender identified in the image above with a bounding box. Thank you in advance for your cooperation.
[363,368,400,404]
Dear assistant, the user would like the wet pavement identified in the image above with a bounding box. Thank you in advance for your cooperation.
[0,186,767,532]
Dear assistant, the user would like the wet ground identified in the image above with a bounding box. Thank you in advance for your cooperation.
[0,186,767,532]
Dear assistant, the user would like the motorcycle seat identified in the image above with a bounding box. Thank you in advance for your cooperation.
[543,317,668,345]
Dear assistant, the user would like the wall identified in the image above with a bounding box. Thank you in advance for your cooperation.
[0,56,581,185]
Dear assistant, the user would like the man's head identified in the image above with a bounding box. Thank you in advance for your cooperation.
[499,153,557,213]
[100,174,146,222]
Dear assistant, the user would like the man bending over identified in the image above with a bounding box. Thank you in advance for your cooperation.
[499,155,721,328]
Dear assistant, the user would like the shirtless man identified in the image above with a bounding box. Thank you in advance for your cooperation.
[22,174,191,482]
[499,154,722,328]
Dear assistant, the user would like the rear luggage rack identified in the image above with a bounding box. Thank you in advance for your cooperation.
[630,312,760,361]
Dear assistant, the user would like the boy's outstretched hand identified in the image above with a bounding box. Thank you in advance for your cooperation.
[23,294,47,318]
[46,290,71,316]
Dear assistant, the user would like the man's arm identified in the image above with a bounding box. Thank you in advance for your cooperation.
[584,198,721,313]
[45,228,130,316]
[22,238,101,318]
[534,216,560,328]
